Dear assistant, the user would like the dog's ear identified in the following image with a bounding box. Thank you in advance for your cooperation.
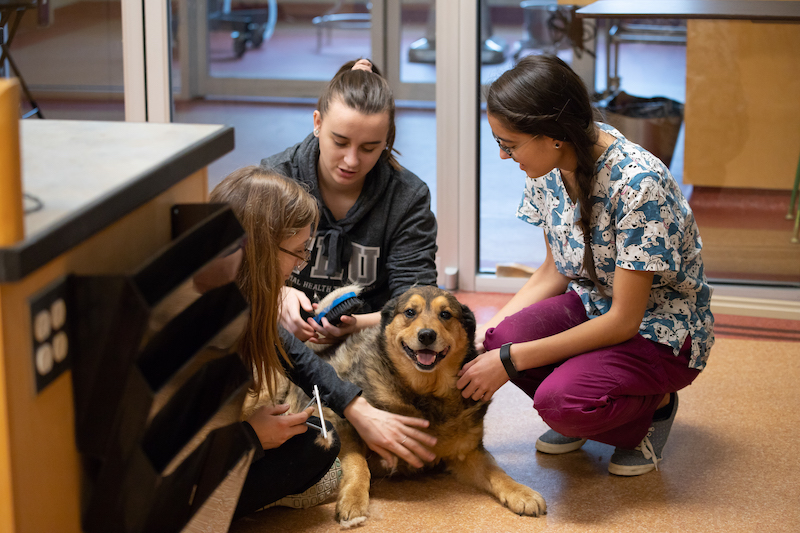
[380,296,399,330]
[460,303,476,339]
[459,302,479,365]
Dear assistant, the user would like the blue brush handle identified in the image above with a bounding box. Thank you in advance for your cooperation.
[314,292,357,324]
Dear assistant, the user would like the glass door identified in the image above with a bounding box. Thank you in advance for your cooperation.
[387,0,434,101]
[2,0,126,120]
[470,2,800,305]
[171,0,445,103]
[476,1,595,283]
[173,0,377,99]
[170,0,439,208]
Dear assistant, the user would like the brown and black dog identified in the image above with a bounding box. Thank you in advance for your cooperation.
[287,285,546,527]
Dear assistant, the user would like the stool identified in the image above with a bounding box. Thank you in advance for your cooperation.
[207,0,277,59]
[312,1,371,53]
[0,0,43,118]
[408,0,506,65]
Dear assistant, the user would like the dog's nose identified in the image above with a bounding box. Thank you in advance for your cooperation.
[418,328,437,346]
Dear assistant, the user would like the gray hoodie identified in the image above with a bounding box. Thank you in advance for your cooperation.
[261,133,438,312]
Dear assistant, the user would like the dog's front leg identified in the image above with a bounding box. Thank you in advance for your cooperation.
[448,447,546,517]
[335,430,371,528]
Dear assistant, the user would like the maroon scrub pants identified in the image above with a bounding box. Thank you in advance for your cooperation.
[484,291,700,449]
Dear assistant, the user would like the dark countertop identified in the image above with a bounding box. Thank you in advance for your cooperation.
[0,120,234,282]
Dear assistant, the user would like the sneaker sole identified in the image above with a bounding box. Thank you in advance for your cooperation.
[608,459,660,476]
[535,437,587,454]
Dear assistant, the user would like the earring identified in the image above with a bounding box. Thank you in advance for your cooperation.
[554,142,561,149]
[314,128,320,136]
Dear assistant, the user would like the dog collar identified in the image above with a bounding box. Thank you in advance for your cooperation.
[499,342,519,379]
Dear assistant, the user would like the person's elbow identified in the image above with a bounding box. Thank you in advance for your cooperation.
[604,310,644,343]
[619,320,643,342]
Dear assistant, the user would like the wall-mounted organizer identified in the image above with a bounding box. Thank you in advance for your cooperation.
[67,203,257,533]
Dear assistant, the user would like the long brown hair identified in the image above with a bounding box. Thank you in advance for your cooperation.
[486,54,605,293]
[210,166,319,395]
[317,58,401,170]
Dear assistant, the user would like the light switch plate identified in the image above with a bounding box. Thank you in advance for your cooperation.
[29,276,71,393]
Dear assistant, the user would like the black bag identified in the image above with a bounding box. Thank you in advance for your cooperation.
[598,91,684,168]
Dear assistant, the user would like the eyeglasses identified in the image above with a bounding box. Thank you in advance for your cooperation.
[279,246,312,272]
[492,132,537,158]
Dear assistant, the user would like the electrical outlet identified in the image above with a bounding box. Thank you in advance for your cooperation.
[29,276,71,393]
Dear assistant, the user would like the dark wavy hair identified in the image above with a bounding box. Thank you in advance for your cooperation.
[318,58,400,170]
[486,54,605,293]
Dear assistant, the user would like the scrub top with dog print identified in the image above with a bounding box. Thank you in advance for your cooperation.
[516,123,714,370]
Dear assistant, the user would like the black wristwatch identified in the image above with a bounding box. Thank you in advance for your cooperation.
[499,342,519,379]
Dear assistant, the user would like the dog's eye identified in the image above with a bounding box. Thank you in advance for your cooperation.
[404,308,416,319]
[439,310,452,320]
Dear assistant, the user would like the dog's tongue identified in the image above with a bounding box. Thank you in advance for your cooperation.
[416,349,437,366]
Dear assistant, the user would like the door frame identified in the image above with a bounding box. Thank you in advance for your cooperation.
[122,0,171,122]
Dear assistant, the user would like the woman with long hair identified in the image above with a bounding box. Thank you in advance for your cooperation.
[457,55,714,477]
[261,58,438,344]
[200,166,436,518]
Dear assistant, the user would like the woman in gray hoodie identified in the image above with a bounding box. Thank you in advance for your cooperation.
[261,59,438,344]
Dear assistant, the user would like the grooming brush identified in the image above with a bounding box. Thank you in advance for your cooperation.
[314,291,364,326]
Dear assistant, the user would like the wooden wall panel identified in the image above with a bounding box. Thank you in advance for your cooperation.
[684,18,800,188]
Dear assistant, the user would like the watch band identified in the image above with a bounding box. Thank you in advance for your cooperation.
[499,342,519,379]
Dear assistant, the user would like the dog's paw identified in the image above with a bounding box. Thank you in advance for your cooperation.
[499,484,547,517]
[339,516,367,529]
[335,492,369,527]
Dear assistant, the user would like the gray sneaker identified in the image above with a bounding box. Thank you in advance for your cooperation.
[535,429,587,454]
[608,393,678,476]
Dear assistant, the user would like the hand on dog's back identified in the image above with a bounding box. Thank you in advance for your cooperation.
[344,396,436,469]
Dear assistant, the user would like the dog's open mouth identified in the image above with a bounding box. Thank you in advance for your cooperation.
[402,342,450,371]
